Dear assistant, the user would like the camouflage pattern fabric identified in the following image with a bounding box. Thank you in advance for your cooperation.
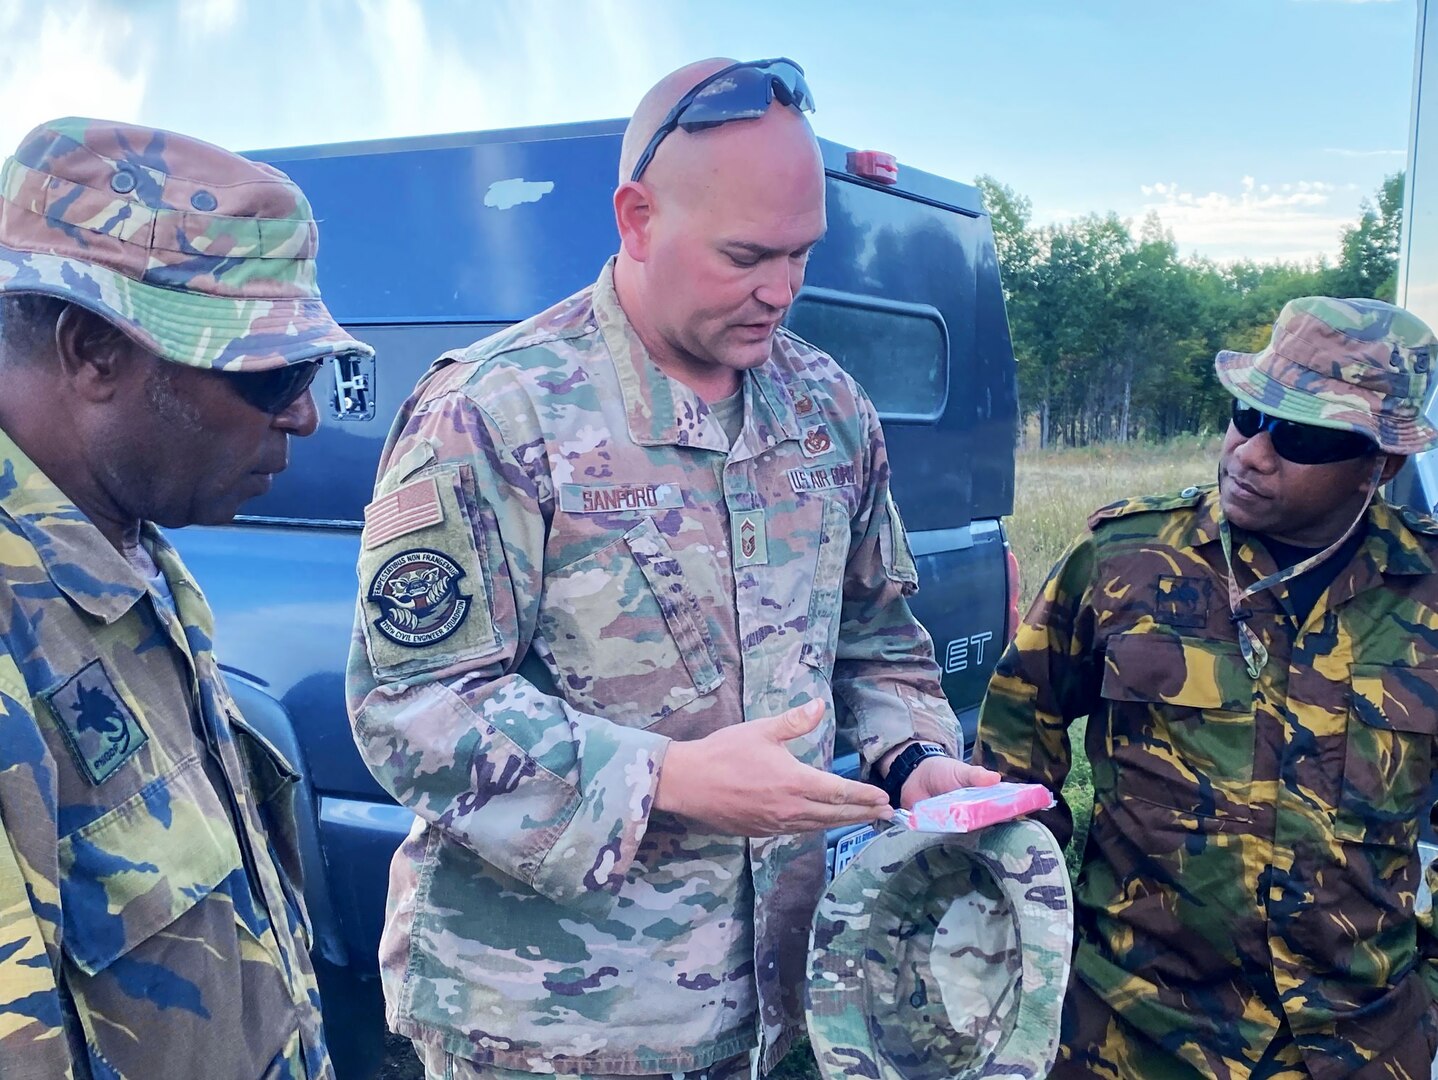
[0,427,332,1078]
[1047,976,1313,1080]
[345,259,957,1075]
[0,116,371,372]
[977,484,1438,1080]
[415,1047,756,1080]
[805,819,1072,1080]
[1216,295,1438,454]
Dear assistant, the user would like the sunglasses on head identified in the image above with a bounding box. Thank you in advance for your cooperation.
[218,358,322,416]
[1230,401,1376,465]
[629,57,815,183]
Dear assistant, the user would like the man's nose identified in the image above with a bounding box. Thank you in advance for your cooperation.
[1232,427,1279,473]
[275,387,320,437]
[754,259,799,310]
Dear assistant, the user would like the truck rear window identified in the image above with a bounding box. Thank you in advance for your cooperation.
[785,288,948,422]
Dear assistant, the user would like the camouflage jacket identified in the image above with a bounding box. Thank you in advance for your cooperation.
[977,484,1438,1080]
[0,429,331,1080]
[346,260,956,1075]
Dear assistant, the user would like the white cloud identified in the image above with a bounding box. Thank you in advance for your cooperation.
[179,0,241,38]
[1139,176,1352,262]
[0,2,150,156]
[1323,146,1406,157]
[340,0,683,144]
[0,0,688,159]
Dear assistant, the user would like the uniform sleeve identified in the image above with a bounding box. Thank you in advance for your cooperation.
[831,392,960,770]
[346,387,668,919]
[975,531,1102,849]
[0,651,73,1080]
[1420,831,1438,1002]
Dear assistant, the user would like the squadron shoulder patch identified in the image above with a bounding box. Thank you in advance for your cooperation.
[44,660,148,785]
[367,548,472,647]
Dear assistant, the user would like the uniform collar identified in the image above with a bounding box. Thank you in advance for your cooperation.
[1193,479,1433,591]
[0,425,207,627]
[593,259,803,452]
[1358,497,1435,577]
[1187,486,1432,573]
[1189,487,1223,549]
[0,424,147,623]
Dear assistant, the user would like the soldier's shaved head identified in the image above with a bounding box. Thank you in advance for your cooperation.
[618,57,736,187]
[612,58,826,401]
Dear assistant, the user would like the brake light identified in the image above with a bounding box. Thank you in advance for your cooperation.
[846,150,898,185]
[1004,546,1022,644]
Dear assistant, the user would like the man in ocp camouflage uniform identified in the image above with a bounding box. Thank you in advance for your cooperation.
[0,118,371,1078]
[347,58,998,1080]
[978,296,1438,1079]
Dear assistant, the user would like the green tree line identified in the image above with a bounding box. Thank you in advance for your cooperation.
[978,172,1405,447]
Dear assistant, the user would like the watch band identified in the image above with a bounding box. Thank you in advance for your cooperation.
[881,741,951,808]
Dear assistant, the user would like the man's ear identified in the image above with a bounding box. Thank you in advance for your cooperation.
[614,181,654,263]
[54,306,135,403]
[1381,453,1409,485]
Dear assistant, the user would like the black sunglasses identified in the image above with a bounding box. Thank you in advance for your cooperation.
[219,358,322,416]
[1231,401,1376,465]
[629,58,815,183]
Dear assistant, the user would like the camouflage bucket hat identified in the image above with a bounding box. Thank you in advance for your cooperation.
[1215,296,1438,455]
[806,819,1072,1080]
[0,117,371,372]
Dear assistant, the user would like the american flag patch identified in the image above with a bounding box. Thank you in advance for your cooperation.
[364,476,444,549]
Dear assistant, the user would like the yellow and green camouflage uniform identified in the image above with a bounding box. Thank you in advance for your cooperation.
[0,428,332,1079]
[978,484,1438,1080]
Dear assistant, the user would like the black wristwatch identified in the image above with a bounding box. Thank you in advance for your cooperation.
[881,741,951,808]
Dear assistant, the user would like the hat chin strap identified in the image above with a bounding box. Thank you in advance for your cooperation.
[1220,456,1385,678]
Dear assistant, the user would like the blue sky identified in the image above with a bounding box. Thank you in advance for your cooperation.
[0,0,1419,263]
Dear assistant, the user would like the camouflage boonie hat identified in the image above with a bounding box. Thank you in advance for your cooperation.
[1215,296,1438,455]
[0,117,371,371]
[806,820,1072,1080]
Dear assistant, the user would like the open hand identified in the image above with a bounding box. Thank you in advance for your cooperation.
[655,700,893,836]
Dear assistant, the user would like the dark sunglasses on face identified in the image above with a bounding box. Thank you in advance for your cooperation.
[629,57,816,183]
[1230,401,1377,465]
[219,358,322,416]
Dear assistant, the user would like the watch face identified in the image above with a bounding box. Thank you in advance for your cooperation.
[885,743,951,804]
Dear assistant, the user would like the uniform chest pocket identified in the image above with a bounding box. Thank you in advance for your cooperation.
[800,498,851,673]
[54,752,249,1076]
[538,517,723,727]
[1100,632,1256,819]
[56,753,244,976]
[1336,664,1438,847]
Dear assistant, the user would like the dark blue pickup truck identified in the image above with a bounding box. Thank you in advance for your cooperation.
[166,120,1020,1077]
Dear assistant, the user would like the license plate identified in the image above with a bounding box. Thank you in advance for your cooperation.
[829,825,878,881]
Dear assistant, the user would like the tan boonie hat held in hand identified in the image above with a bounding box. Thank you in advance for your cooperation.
[1215,296,1438,455]
[806,819,1073,1080]
[0,116,370,372]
